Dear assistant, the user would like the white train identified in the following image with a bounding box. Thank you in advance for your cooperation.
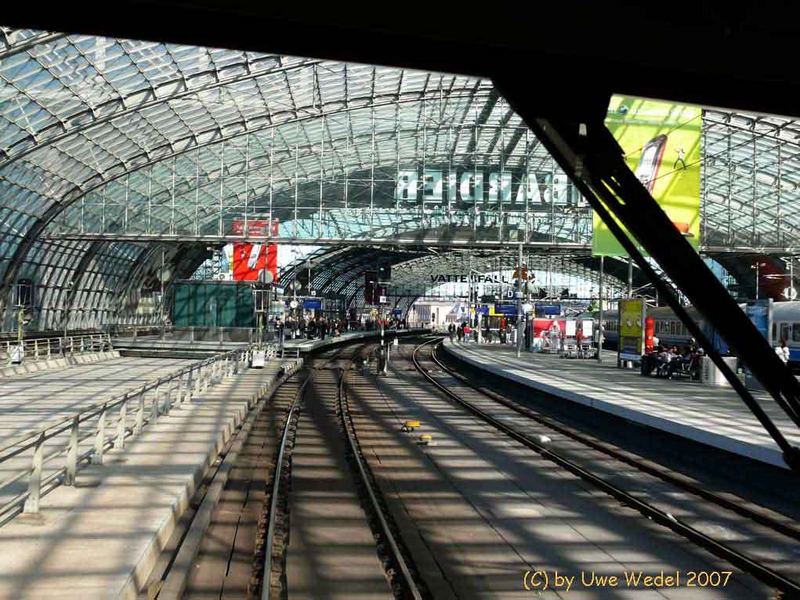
[590,301,800,362]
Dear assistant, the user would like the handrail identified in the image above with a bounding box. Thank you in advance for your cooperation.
[1,333,114,365]
[0,348,236,458]
[0,345,253,525]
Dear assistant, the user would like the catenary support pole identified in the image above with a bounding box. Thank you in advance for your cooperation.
[627,256,633,297]
[516,242,523,358]
[598,255,604,363]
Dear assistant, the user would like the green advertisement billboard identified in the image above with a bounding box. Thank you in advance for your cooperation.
[593,96,702,256]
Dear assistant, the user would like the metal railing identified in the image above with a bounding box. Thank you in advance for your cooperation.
[111,324,172,339]
[0,346,251,526]
[1,333,113,366]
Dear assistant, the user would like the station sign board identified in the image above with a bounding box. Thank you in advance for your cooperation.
[395,166,579,210]
[231,219,279,237]
[492,303,518,316]
[303,298,322,310]
[534,303,561,317]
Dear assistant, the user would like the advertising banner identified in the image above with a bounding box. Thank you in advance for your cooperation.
[594,96,702,256]
[618,298,646,361]
[565,319,577,337]
[533,319,565,339]
[232,243,278,281]
[745,299,773,346]
[581,319,593,339]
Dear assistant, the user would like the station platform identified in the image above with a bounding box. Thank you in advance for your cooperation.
[443,341,800,470]
[0,356,196,444]
[0,358,300,599]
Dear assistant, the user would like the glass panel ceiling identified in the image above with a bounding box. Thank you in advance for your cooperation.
[3,25,800,330]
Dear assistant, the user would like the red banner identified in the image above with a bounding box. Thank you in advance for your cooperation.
[266,243,277,281]
[233,243,264,281]
[533,318,565,339]
[233,243,278,281]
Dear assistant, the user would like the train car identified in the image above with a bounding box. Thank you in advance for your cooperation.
[590,301,800,363]
[597,305,712,350]
[772,302,800,362]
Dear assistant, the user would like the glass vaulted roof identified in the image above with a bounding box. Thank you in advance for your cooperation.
[1,25,800,331]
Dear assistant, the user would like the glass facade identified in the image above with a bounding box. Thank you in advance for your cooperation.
[1,26,798,329]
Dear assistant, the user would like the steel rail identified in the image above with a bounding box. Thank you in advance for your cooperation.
[433,343,800,544]
[411,337,800,596]
[338,345,424,600]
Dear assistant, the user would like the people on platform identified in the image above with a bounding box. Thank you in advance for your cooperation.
[776,339,790,364]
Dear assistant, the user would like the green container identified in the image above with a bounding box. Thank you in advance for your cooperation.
[172,281,255,328]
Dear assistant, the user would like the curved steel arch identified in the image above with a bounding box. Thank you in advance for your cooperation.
[1,90,496,310]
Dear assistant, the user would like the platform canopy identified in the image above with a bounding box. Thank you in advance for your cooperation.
[1,27,799,329]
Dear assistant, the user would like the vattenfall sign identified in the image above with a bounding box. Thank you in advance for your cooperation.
[394,167,581,208]
[430,273,515,284]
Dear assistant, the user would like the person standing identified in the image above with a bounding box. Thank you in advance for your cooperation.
[776,339,790,364]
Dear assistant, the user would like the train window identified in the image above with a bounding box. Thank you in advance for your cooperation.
[780,323,791,343]
[793,324,800,343]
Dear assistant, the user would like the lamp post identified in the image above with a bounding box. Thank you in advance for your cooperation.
[750,261,767,300]
[598,256,604,363]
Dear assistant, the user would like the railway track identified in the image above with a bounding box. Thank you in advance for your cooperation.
[257,343,426,600]
[142,361,304,599]
[411,336,800,597]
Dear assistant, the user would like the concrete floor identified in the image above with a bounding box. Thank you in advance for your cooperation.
[0,361,291,599]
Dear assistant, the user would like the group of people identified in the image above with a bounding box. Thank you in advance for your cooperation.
[278,314,407,342]
[641,338,704,379]
[280,314,343,340]
[447,321,514,344]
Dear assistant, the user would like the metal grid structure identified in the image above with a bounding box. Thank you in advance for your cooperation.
[276,246,633,315]
[0,26,798,330]
[702,110,800,252]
